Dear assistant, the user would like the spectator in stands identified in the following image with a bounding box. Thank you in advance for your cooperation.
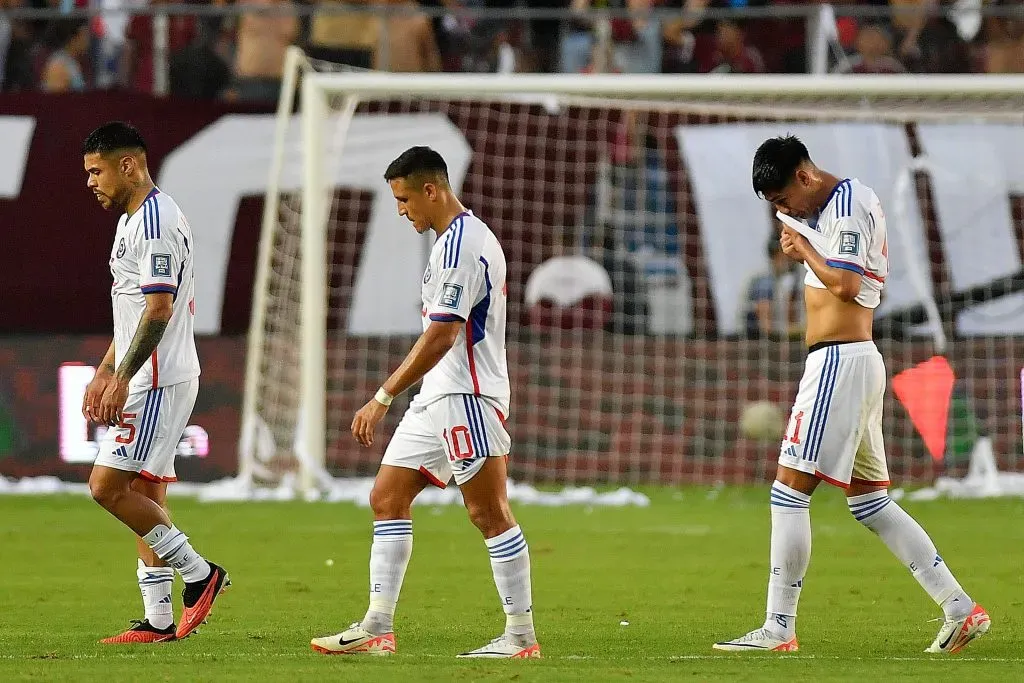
[486,22,533,73]
[581,34,623,73]
[982,11,1024,73]
[833,23,906,74]
[415,0,461,70]
[707,18,765,73]
[525,0,564,73]
[92,0,135,89]
[560,0,594,72]
[307,0,379,69]
[0,0,33,92]
[610,0,661,73]
[470,0,521,71]
[169,20,232,99]
[231,0,299,102]
[890,0,971,72]
[377,0,442,71]
[123,0,199,94]
[665,0,799,73]
[40,19,89,93]
[661,0,705,73]
[561,0,660,73]
[771,0,846,73]
[742,233,803,340]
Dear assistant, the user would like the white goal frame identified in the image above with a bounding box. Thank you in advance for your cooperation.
[242,49,1024,495]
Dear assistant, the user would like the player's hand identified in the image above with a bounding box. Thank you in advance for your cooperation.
[351,397,390,448]
[97,376,130,427]
[83,371,114,423]
[780,226,808,263]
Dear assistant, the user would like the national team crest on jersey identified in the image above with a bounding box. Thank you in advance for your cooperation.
[839,231,860,256]
[440,283,463,309]
[116,238,126,258]
[152,254,171,277]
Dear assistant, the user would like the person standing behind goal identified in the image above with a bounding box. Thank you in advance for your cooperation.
[715,135,990,655]
[311,146,540,659]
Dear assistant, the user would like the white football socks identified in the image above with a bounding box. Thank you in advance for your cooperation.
[362,520,413,636]
[764,481,812,639]
[142,524,211,584]
[849,490,972,620]
[485,525,535,641]
[137,559,174,630]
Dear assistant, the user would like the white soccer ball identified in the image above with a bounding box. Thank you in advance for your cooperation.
[739,401,786,443]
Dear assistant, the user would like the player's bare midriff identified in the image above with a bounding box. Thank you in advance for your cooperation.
[802,286,873,348]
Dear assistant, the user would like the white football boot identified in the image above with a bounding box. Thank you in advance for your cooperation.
[925,604,991,654]
[713,627,799,652]
[310,622,396,655]
[457,633,541,658]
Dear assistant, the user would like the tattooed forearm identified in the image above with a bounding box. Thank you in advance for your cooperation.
[115,315,168,383]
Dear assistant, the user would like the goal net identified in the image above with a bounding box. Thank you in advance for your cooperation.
[239,47,1024,497]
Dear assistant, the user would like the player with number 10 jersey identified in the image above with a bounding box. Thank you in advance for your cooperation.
[311,146,539,659]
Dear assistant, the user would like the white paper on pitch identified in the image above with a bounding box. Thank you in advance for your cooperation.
[775,211,828,253]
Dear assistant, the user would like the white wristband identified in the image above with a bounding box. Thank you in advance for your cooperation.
[374,387,394,407]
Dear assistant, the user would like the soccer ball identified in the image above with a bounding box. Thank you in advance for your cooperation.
[739,401,786,443]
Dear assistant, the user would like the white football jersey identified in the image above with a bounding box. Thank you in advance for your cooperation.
[109,188,200,391]
[805,177,888,309]
[415,211,510,416]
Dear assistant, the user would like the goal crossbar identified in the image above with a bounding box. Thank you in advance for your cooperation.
[304,71,1024,99]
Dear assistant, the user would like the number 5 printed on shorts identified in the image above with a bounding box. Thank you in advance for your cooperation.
[112,412,138,460]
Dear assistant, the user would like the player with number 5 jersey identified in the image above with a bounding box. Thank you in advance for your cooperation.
[311,146,539,659]
[82,122,228,645]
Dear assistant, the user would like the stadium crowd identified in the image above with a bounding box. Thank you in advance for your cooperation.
[0,0,1021,99]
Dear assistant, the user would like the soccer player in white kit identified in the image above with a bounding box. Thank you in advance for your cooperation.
[715,136,990,654]
[82,122,229,643]
[311,147,540,659]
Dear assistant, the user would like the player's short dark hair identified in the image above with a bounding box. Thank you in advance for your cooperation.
[82,122,148,156]
[383,146,449,185]
[752,135,811,198]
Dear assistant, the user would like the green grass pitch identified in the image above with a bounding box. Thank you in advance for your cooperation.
[1,488,1021,682]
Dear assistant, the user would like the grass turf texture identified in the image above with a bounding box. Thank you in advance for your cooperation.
[0,488,1021,682]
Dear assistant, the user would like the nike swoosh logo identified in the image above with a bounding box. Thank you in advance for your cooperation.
[181,570,222,629]
[939,628,957,650]
[338,636,368,646]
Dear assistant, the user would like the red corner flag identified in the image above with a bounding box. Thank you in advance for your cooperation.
[891,356,955,462]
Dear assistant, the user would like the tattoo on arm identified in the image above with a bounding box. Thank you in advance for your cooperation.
[115,316,168,382]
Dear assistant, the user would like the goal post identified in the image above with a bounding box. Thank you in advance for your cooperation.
[242,51,1024,497]
[239,45,306,487]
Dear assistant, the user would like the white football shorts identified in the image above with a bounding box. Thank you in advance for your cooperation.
[778,341,889,488]
[93,379,199,483]
[382,393,511,487]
